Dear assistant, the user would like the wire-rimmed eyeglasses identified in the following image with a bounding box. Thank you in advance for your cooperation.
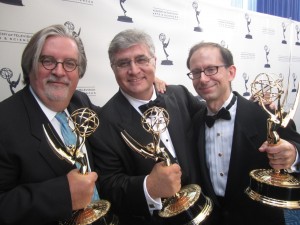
[39,56,78,72]
[187,65,227,80]
[112,56,154,69]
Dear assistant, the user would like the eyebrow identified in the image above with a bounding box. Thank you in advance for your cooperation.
[115,54,148,61]
[40,55,78,62]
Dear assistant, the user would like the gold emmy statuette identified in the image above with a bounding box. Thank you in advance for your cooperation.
[43,108,118,225]
[121,106,213,225]
[245,73,300,209]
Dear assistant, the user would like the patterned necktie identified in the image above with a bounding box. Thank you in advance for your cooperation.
[55,111,100,201]
[205,95,237,128]
[55,112,77,147]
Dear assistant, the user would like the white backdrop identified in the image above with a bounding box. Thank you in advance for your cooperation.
[0,0,299,128]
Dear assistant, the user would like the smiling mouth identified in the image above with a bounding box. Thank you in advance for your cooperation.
[48,81,69,87]
[198,84,216,93]
[48,79,69,84]
[200,85,212,90]
[129,77,144,82]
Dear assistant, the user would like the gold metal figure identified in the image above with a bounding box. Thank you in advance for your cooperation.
[245,73,300,209]
[121,106,213,225]
[43,108,116,225]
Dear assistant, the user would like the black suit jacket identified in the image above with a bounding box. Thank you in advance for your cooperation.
[91,85,204,225]
[193,92,300,225]
[0,86,100,225]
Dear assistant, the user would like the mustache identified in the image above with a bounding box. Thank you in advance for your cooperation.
[47,75,70,84]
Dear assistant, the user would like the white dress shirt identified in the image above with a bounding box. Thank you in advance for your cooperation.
[205,93,299,197]
[205,93,236,197]
[29,86,92,172]
[121,87,177,214]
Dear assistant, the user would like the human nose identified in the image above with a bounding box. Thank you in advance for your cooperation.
[198,71,210,81]
[52,62,66,76]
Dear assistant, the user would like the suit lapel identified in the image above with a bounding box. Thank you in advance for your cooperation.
[67,96,97,171]
[159,90,205,185]
[23,87,75,176]
[161,92,190,173]
[114,91,154,148]
[224,93,261,198]
[115,91,189,168]
[194,110,219,205]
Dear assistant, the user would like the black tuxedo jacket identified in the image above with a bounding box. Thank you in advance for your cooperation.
[193,92,300,225]
[91,85,204,225]
[0,86,99,225]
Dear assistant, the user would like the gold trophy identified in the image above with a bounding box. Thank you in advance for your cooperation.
[43,108,118,225]
[245,73,300,209]
[121,106,213,225]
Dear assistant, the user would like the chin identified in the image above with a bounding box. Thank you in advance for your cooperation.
[46,89,69,102]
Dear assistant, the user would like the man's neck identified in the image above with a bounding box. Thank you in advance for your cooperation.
[207,92,233,113]
[120,86,156,102]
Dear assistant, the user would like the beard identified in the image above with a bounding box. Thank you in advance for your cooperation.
[44,84,70,102]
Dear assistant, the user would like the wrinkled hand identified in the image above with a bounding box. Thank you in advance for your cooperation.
[154,77,167,93]
[259,139,297,170]
[147,162,181,199]
[67,169,98,210]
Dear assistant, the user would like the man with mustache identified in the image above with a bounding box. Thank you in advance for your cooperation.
[0,24,102,225]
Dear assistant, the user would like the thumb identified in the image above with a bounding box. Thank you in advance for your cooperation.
[258,141,268,152]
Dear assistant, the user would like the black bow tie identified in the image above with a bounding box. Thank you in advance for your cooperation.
[138,95,166,113]
[205,95,237,128]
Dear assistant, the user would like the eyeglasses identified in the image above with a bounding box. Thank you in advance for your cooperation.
[187,65,227,80]
[112,56,153,69]
[39,56,78,72]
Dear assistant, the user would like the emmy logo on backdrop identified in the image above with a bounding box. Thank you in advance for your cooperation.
[292,73,297,92]
[295,25,300,46]
[264,45,271,68]
[0,0,23,6]
[0,67,21,95]
[64,21,81,37]
[245,73,300,209]
[43,108,118,225]
[220,40,228,49]
[242,72,250,97]
[282,22,287,44]
[192,1,203,32]
[245,13,253,39]
[117,0,133,23]
[159,33,173,66]
[121,106,213,225]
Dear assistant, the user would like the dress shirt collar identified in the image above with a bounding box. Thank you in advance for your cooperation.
[120,86,157,113]
[207,92,234,116]
[29,86,69,122]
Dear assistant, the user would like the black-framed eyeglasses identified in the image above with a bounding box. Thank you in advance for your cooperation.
[187,65,227,80]
[39,56,78,72]
[112,56,153,69]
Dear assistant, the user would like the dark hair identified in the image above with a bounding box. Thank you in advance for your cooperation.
[186,42,234,69]
[108,29,155,64]
[21,24,87,84]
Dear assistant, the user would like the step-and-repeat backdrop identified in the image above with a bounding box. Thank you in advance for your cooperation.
[0,0,299,128]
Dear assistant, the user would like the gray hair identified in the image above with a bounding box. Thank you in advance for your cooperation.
[108,29,155,64]
[21,24,87,85]
[186,42,234,69]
